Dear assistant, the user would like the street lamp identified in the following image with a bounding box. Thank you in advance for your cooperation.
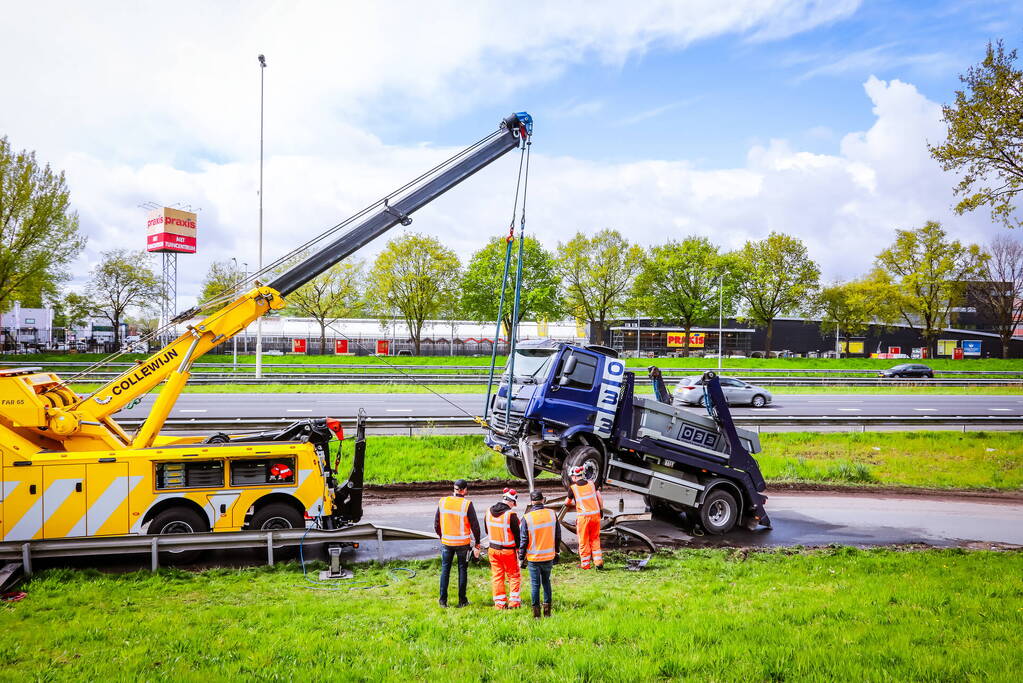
[256,53,267,378]
[717,274,724,371]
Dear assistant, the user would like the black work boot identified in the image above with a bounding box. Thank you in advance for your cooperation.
[532,604,541,619]
[456,598,469,608]
[543,602,552,617]
[439,598,448,608]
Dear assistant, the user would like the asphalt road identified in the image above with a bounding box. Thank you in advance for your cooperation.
[343,489,1023,563]
[115,392,1023,420]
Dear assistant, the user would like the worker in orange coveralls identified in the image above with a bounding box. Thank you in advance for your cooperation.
[484,488,522,609]
[565,466,604,569]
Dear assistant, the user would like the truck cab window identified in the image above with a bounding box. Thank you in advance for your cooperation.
[559,353,598,389]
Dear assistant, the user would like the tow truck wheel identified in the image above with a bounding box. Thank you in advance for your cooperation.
[249,503,305,559]
[506,456,537,480]
[699,489,738,535]
[149,506,209,564]
[562,445,606,489]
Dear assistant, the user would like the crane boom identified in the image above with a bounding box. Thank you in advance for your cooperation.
[4,112,532,451]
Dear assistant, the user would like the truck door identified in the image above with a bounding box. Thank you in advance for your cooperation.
[543,349,602,429]
[86,462,131,536]
[2,466,43,542]
[43,464,88,539]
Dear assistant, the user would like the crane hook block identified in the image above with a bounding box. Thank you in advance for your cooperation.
[383,198,413,226]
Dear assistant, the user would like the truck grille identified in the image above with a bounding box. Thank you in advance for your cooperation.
[490,396,526,434]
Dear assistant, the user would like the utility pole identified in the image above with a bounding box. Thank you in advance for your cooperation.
[256,53,267,378]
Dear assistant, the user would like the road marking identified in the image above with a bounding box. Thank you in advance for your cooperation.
[179,409,207,413]
[988,408,1012,411]
[837,408,861,411]
[287,409,313,412]
[757,408,778,411]
[914,408,938,412]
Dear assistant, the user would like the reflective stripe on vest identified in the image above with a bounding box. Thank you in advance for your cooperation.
[571,481,601,516]
[525,508,557,562]
[486,509,515,548]
[439,495,471,546]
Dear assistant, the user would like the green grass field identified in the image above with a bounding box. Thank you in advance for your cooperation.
[1,548,1019,680]
[349,431,1023,490]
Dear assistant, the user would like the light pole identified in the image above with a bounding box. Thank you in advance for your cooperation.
[256,53,267,378]
[717,274,724,371]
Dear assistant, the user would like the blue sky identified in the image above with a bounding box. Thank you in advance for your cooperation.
[1,0,1021,307]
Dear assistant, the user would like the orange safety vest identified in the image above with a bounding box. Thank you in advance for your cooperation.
[438,495,472,546]
[486,508,515,549]
[570,480,601,516]
[525,508,557,562]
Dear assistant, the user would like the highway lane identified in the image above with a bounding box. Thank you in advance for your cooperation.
[114,392,1023,420]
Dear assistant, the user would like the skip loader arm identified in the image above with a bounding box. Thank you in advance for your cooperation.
[19,112,531,451]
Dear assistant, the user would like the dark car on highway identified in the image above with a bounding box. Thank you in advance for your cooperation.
[878,363,934,379]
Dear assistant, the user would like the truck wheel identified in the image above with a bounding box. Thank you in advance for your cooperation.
[750,394,767,408]
[699,489,738,535]
[506,456,536,480]
[148,506,208,564]
[562,445,605,489]
[249,503,305,559]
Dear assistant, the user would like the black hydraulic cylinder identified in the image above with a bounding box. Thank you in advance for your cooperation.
[269,115,524,296]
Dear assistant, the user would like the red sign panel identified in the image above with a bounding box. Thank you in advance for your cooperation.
[292,338,307,353]
[334,339,349,354]
[376,340,389,356]
[888,346,901,355]
[147,233,197,253]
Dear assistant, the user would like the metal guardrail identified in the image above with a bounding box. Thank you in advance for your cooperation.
[115,414,1023,436]
[4,359,1022,376]
[0,523,438,574]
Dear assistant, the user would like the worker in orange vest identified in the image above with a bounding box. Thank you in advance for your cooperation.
[434,479,481,608]
[485,488,522,610]
[566,466,604,569]
[519,489,561,618]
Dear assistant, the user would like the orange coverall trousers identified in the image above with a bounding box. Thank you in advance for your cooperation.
[488,548,521,608]
[577,513,603,569]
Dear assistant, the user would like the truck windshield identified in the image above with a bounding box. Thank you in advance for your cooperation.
[504,349,556,382]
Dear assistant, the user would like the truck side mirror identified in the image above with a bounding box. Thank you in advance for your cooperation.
[562,355,577,376]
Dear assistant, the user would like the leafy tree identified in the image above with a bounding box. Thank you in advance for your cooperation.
[974,235,1023,358]
[929,41,1023,229]
[284,260,366,353]
[632,237,735,357]
[556,229,644,344]
[732,232,821,356]
[367,233,461,354]
[85,249,161,347]
[873,221,987,354]
[0,136,86,314]
[198,259,246,306]
[53,292,97,332]
[460,235,561,334]
[816,279,895,356]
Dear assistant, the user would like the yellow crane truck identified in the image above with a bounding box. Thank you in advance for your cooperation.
[0,111,533,548]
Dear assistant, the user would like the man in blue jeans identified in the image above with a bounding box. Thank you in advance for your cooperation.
[434,479,481,608]
[519,489,562,618]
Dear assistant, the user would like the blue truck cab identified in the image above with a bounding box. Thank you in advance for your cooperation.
[485,340,771,534]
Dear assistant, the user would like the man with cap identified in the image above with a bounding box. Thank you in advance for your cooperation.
[485,488,522,609]
[434,478,481,608]
[519,489,561,618]
[565,466,604,569]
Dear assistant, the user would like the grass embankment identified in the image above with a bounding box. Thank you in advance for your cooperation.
[1,549,1020,679]
[350,432,1023,490]
[67,382,1023,396]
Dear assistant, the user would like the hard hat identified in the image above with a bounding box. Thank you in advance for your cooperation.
[502,487,518,504]
[571,465,586,478]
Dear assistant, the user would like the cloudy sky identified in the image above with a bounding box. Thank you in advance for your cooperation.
[2,0,1021,308]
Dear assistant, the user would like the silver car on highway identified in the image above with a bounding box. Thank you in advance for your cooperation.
[673,375,773,408]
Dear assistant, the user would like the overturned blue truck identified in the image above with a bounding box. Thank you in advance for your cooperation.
[485,340,771,534]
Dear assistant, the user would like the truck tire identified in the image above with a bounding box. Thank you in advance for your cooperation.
[561,445,605,489]
[506,456,537,480]
[699,489,738,535]
[148,506,209,564]
[249,503,305,559]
